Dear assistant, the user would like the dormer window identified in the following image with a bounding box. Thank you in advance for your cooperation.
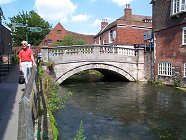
[172,0,186,15]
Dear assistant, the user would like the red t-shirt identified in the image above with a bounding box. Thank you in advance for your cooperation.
[19,48,33,62]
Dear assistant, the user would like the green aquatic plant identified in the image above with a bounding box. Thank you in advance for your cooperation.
[74,120,86,140]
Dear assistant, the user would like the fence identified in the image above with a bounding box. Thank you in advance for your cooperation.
[17,66,53,140]
[17,67,37,140]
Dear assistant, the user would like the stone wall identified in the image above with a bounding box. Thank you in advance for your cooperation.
[144,51,154,81]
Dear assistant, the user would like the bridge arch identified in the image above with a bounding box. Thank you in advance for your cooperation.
[55,63,136,84]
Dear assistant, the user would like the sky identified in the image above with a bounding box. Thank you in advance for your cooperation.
[0,0,152,35]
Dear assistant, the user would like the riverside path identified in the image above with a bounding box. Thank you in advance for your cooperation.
[0,64,25,140]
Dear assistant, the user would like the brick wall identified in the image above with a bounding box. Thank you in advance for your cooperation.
[0,25,12,55]
[117,26,149,45]
[152,0,186,31]
[40,23,94,47]
[154,23,186,85]
[39,23,67,46]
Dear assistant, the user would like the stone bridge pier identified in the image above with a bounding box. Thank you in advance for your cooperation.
[41,45,146,84]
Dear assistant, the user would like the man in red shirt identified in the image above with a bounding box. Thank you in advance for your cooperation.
[19,41,36,84]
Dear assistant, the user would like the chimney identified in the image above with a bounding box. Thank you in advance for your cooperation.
[124,4,132,22]
[101,19,108,31]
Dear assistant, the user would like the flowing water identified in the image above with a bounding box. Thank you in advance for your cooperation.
[55,82,186,140]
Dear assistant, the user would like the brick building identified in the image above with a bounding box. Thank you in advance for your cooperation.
[151,0,186,86]
[0,7,12,55]
[94,4,152,48]
[39,23,94,47]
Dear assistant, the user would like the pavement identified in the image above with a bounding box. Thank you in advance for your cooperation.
[0,64,25,140]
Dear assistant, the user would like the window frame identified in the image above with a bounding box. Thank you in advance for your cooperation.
[158,62,172,76]
[184,63,186,77]
[57,30,62,35]
[172,0,186,15]
[47,39,52,44]
[182,27,186,45]
[109,30,113,43]
[99,36,102,45]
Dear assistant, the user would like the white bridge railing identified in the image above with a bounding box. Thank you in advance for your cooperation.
[44,45,136,57]
[40,45,145,64]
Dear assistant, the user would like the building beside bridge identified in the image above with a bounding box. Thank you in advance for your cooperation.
[39,23,95,47]
[0,7,12,55]
[151,0,186,86]
[94,4,152,48]
[39,4,152,49]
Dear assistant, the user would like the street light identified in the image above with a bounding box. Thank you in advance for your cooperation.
[25,20,28,42]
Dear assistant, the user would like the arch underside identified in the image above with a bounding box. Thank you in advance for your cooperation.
[55,63,136,84]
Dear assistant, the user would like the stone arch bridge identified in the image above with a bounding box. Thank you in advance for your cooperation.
[41,45,146,84]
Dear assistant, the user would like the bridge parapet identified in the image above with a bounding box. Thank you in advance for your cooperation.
[41,45,143,64]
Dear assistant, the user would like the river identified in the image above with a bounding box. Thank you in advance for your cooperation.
[54,82,186,140]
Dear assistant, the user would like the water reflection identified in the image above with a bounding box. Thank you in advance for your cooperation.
[55,82,186,140]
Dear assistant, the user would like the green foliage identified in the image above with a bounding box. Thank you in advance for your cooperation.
[153,79,163,85]
[49,111,58,140]
[52,34,87,46]
[76,70,103,77]
[173,79,181,87]
[37,62,45,77]
[48,88,72,113]
[74,120,86,140]
[38,62,72,113]
[11,54,19,64]
[7,10,51,46]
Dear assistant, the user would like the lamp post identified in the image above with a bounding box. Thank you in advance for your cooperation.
[25,20,28,42]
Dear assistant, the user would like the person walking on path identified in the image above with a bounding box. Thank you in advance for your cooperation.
[18,41,36,84]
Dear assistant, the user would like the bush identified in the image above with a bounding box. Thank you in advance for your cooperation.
[11,54,19,64]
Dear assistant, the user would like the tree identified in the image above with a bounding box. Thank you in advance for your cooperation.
[52,34,87,46]
[7,10,52,46]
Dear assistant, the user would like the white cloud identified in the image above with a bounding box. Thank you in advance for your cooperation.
[91,19,102,27]
[112,0,133,6]
[0,0,15,5]
[71,14,90,22]
[35,0,77,22]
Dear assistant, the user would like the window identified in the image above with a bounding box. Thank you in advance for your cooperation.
[57,30,62,34]
[109,30,113,43]
[158,62,172,76]
[172,0,186,15]
[184,63,186,77]
[99,36,102,44]
[182,27,186,45]
[48,39,52,44]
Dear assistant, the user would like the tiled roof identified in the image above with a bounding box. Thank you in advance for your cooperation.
[95,14,152,38]
[66,30,95,44]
